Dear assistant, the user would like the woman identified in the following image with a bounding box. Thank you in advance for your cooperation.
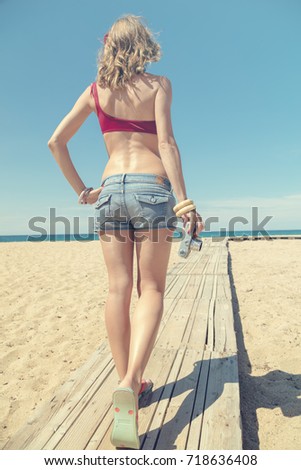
[48,14,203,449]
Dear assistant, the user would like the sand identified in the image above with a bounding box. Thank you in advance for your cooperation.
[0,238,300,449]
[229,239,301,450]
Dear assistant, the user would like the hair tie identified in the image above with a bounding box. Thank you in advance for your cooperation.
[103,33,109,44]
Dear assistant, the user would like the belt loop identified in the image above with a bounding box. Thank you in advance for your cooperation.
[121,173,126,183]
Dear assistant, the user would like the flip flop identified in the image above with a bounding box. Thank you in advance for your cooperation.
[138,379,154,401]
[110,387,139,450]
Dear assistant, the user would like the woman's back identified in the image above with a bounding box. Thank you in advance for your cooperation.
[90,72,170,181]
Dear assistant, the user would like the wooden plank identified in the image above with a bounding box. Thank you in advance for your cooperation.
[178,253,201,274]
[164,274,182,297]
[155,297,178,341]
[189,250,211,275]
[164,274,190,299]
[214,299,237,354]
[164,273,177,291]
[214,298,226,353]
[222,274,232,300]
[180,273,203,299]
[206,298,215,351]
[86,403,114,450]
[155,348,201,450]
[166,258,188,276]
[155,298,194,350]
[41,358,116,449]
[51,360,118,450]
[186,349,211,449]
[205,247,219,274]
[216,250,228,275]
[141,347,186,450]
[199,274,215,300]
[216,275,231,300]
[185,298,210,351]
[199,351,242,450]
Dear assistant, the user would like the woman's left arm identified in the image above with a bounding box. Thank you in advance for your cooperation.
[48,85,95,197]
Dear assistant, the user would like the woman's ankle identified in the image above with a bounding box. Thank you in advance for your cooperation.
[119,375,141,393]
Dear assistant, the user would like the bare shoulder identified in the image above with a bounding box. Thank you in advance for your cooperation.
[77,82,97,112]
[141,72,170,89]
[158,75,172,93]
[147,74,172,95]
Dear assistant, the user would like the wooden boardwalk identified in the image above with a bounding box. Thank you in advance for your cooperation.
[4,238,242,450]
[228,234,301,241]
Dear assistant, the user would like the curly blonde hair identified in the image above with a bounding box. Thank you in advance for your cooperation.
[96,14,161,91]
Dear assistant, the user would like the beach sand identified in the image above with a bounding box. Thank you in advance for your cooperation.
[229,239,301,450]
[0,238,300,449]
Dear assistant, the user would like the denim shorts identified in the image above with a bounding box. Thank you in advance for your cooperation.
[94,173,178,232]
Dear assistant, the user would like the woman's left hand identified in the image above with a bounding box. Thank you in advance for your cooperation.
[79,187,103,205]
[87,187,103,204]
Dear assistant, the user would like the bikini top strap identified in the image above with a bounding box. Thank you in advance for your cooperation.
[90,82,101,116]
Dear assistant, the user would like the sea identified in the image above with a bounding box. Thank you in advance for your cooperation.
[0,230,301,243]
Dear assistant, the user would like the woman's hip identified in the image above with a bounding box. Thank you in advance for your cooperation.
[94,173,177,231]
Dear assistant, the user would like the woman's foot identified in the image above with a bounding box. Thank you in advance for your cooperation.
[138,378,154,400]
[118,377,140,418]
[111,387,140,449]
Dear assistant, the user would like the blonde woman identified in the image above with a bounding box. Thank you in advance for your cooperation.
[48,14,203,449]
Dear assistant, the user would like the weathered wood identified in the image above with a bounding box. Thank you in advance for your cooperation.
[205,247,219,274]
[164,274,189,299]
[199,351,242,450]
[214,299,238,353]
[180,273,204,299]
[200,274,215,300]
[186,349,211,449]
[216,274,232,300]
[51,365,118,450]
[141,347,187,450]
[155,298,194,350]
[206,298,215,351]
[182,297,209,350]
[155,348,201,450]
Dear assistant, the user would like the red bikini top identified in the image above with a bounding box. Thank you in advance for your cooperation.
[90,82,157,135]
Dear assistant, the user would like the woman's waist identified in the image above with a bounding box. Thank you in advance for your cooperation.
[102,149,166,177]
[100,173,173,192]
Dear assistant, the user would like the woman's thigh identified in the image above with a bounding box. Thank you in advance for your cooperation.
[134,228,175,294]
[97,229,135,291]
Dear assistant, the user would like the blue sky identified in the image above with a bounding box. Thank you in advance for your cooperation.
[1,0,300,235]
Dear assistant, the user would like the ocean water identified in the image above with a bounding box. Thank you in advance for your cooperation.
[0,230,301,243]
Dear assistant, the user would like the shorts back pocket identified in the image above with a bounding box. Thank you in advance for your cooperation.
[95,193,112,210]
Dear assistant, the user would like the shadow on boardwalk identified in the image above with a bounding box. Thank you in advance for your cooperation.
[228,251,301,450]
[138,354,238,450]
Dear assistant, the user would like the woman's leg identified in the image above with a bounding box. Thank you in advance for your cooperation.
[98,229,135,380]
[118,228,174,401]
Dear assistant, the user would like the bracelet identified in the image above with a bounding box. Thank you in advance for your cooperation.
[173,198,194,214]
[78,187,93,205]
[176,203,196,217]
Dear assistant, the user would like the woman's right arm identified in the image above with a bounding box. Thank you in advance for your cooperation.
[155,76,188,203]
[155,76,204,235]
